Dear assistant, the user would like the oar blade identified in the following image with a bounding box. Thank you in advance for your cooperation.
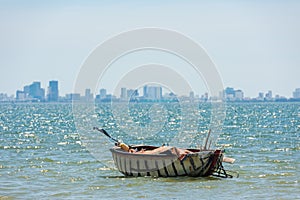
[93,127,119,143]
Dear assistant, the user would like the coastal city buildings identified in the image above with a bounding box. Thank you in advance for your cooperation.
[16,81,45,102]
[1,80,299,103]
[143,86,162,101]
[120,88,127,100]
[0,93,13,102]
[293,88,300,99]
[65,93,80,101]
[29,82,45,101]
[84,89,94,102]
[47,80,59,102]
[99,88,107,99]
[223,87,244,101]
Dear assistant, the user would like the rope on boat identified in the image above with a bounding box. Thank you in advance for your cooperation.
[212,157,239,178]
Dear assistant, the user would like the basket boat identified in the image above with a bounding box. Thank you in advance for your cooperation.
[110,145,231,178]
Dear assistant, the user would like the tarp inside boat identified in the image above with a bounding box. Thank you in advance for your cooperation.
[131,146,193,160]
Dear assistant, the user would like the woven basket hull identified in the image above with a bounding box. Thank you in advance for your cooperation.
[110,146,223,177]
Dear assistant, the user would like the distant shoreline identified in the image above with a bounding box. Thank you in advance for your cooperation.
[1,100,300,104]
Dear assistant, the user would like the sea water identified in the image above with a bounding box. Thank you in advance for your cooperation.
[0,102,299,199]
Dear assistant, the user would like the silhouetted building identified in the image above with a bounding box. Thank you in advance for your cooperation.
[224,87,235,101]
[145,86,162,100]
[85,88,93,102]
[29,82,45,101]
[23,85,30,96]
[223,87,244,101]
[257,92,264,101]
[47,80,59,102]
[293,88,300,99]
[234,90,244,101]
[99,88,107,99]
[143,85,148,98]
[120,88,127,100]
[265,90,273,101]
[16,90,26,101]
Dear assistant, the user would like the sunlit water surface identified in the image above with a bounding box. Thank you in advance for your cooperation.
[0,102,299,199]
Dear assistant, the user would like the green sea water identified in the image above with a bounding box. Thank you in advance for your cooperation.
[0,102,299,199]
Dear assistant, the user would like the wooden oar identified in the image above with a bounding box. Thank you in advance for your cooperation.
[93,127,119,143]
[93,127,133,150]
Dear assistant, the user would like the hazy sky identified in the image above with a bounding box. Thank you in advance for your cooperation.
[0,1,299,98]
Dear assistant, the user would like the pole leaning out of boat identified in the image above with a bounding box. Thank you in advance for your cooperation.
[93,127,133,151]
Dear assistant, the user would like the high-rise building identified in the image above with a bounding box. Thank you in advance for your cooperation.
[143,85,148,98]
[293,88,300,99]
[265,90,273,101]
[147,86,162,100]
[100,88,107,99]
[23,85,30,96]
[120,88,127,100]
[224,87,235,100]
[29,82,45,101]
[258,92,264,100]
[16,90,26,101]
[85,88,93,102]
[224,87,244,101]
[234,90,244,101]
[47,80,59,102]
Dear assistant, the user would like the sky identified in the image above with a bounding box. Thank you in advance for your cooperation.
[0,0,299,98]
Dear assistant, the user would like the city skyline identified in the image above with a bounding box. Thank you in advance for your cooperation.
[1,79,299,102]
[5,78,299,98]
